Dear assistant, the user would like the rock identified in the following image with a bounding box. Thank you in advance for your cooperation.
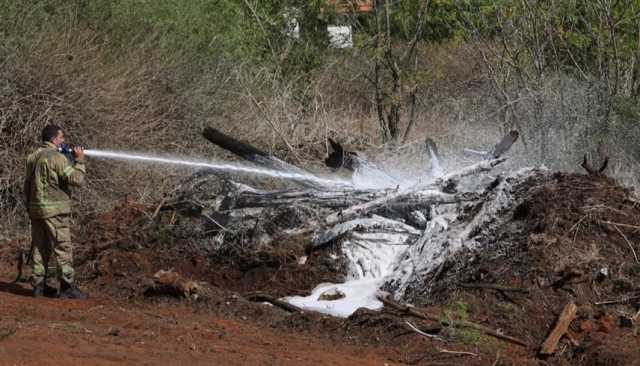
[597,312,617,333]
[619,315,633,328]
[596,267,609,282]
[579,319,594,333]
[148,269,201,299]
[318,288,345,301]
[0,326,16,341]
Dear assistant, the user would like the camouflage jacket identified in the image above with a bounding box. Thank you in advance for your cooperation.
[24,142,86,219]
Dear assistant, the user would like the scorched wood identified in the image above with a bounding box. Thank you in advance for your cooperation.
[202,127,326,189]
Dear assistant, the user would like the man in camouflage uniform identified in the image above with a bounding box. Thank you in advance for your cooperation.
[24,125,88,299]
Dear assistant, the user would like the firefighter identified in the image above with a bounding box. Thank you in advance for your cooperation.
[24,125,88,299]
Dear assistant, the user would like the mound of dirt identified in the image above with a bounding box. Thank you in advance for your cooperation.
[400,173,640,364]
[73,199,344,301]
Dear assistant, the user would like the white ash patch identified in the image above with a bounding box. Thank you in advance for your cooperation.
[386,167,547,299]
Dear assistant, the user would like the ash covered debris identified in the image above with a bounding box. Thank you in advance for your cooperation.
[157,128,540,316]
[154,125,640,360]
[385,167,550,300]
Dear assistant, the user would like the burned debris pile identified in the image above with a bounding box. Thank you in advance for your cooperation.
[62,127,640,364]
[162,127,532,301]
[158,128,640,362]
[165,128,505,255]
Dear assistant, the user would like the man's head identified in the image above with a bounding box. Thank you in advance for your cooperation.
[41,125,64,147]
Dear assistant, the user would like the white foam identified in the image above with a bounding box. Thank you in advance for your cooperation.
[284,278,384,317]
[284,231,411,317]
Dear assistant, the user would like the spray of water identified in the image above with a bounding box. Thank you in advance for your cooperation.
[428,146,443,178]
[84,149,353,189]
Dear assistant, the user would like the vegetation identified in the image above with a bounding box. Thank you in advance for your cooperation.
[1,0,639,238]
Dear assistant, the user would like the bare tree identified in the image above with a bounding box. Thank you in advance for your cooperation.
[365,0,431,143]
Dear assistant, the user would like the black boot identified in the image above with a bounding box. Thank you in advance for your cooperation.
[59,281,88,300]
[33,281,45,297]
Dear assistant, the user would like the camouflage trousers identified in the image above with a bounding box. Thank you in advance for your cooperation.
[30,215,75,286]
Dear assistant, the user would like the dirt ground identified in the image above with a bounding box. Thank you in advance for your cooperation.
[0,217,504,366]
[0,259,509,366]
[0,278,405,366]
[1,172,639,365]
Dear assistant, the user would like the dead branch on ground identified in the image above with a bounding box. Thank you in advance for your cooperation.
[460,282,529,294]
[595,293,640,305]
[539,302,577,356]
[245,293,304,313]
[377,293,528,347]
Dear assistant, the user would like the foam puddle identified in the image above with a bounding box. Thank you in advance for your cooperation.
[284,279,384,317]
[284,232,411,317]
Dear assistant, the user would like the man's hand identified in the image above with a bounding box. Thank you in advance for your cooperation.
[72,146,85,162]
